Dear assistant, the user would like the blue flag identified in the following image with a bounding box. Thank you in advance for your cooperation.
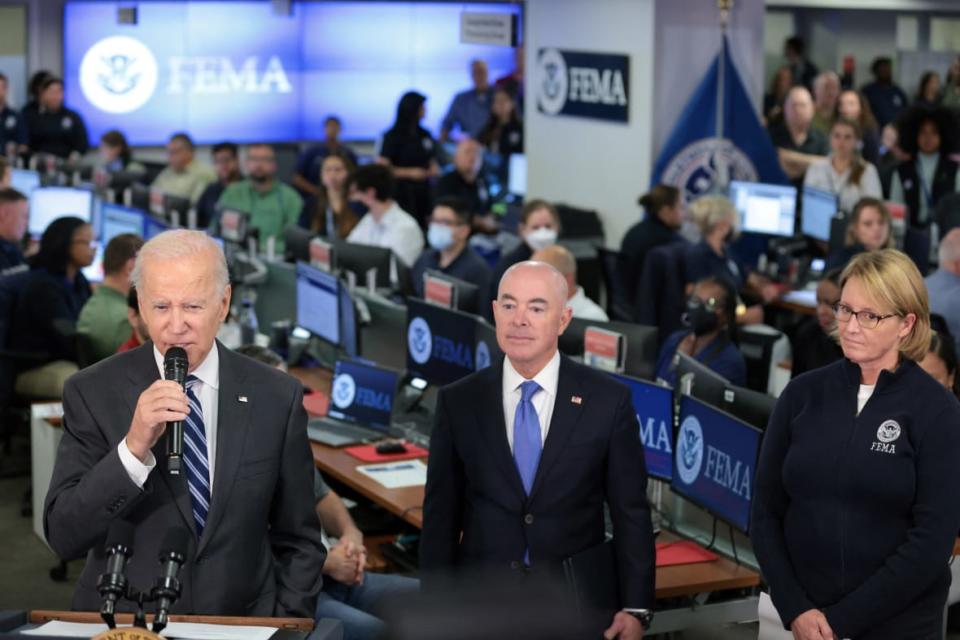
[652,36,787,200]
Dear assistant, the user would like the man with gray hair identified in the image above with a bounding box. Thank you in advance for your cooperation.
[925,227,960,352]
[44,229,325,617]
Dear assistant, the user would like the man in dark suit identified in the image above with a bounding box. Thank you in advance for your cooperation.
[44,229,324,616]
[421,261,656,639]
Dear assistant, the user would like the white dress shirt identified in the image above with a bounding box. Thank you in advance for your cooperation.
[803,156,883,214]
[118,345,220,488]
[346,201,425,268]
[502,350,561,452]
[567,286,609,322]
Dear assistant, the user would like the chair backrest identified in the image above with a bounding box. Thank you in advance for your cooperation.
[595,247,632,322]
[555,203,604,241]
[903,227,932,276]
[636,243,687,346]
[0,269,31,351]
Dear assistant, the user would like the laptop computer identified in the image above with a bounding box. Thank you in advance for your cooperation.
[307,359,400,447]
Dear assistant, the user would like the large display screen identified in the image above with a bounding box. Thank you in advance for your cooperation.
[611,373,673,482]
[63,1,520,144]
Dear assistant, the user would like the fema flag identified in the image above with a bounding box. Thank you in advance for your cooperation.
[652,36,787,202]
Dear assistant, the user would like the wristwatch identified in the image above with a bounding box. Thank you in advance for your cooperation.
[622,608,653,630]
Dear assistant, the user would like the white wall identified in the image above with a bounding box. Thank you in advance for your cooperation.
[525,0,656,249]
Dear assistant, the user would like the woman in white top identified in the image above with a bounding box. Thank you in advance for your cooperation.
[803,118,883,214]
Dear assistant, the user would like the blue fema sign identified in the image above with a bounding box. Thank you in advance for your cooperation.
[407,317,433,365]
[331,373,357,410]
[675,415,704,485]
[535,48,629,123]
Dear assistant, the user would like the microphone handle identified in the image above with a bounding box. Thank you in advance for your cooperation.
[167,420,184,475]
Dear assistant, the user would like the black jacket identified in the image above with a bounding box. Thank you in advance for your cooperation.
[619,215,682,308]
[752,358,960,639]
[25,106,89,158]
[790,318,843,378]
[897,155,959,228]
[10,269,91,362]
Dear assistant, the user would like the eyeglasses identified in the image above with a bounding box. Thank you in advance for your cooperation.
[688,296,720,312]
[832,302,899,329]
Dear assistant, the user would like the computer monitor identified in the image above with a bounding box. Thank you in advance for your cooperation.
[560,318,659,380]
[296,261,340,346]
[164,193,191,222]
[28,187,93,236]
[101,203,145,243]
[671,394,762,533]
[728,181,796,237]
[256,261,297,332]
[11,169,40,195]
[328,359,399,431]
[673,351,729,409]
[338,279,360,358]
[357,290,407,371]
[722,383,776,431]
[405,297,479,386]
[144,215,170,239]
[82,245,105,283]
[612,373,674,482]
[423,269,481,315]
[128,183,151,212]
[283,224,315,264]
[801,186,837,242]
[508,153,527,197]
[333,240,393,288]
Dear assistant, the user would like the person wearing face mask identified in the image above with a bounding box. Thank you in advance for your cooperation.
[216,143,303,253]
[411,197,491,299]
[825,197,894,271]
[489,199,560,309]
[654,276,746,387]
[790,269,844,377]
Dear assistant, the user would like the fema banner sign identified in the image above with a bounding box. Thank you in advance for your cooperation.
[536,48,629,123]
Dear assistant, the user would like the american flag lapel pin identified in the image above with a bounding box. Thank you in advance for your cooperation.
[571,395,582,405]
[238,395,248,403]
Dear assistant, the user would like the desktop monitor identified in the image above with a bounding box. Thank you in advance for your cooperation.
[728,181,796,237]
[256,261,297,332]
[801,186,837,242]
[612,373,674,482]
[673,351,729,409]
[357,290,407,371]
[722,383,776,431]
[508,153,527,197]
[405,297,478,386]
[333,240,393,289]
[296,261,340,346]
[82,245,105,283]
[11,169,40,195]
[144,215,170,239]
[100,203,145,243]
[561,318,659,380]
[28,187,93,236]
[284,225,315,264]
[338,279,360,358]
[328,359,399,431]
[164,193,191,222]
[671,394,762,533]
[128,183,151,212]
[423,269,481,315]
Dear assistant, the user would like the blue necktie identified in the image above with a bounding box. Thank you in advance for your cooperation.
[183,375,211,536]
[513,380,542,495]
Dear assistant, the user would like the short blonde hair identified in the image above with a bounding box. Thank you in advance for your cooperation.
[689,195,737,237]
[840,249,930,362]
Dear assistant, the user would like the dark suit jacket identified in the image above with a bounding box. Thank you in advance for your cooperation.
[43,341,325,617]
[421,355,656,609]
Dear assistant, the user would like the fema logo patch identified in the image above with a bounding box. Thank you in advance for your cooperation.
[475,340,491,371]
[536,48,568,116]
[331,373,356,409]
[80,36,158,114]
[876,420,901,444]
[407,317,433,365]
[676,415,704,485]
[661,138,758,204]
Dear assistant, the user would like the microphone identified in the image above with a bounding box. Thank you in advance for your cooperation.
[97,519,135,629]
[151,527,190,634]
[164,346,189,475]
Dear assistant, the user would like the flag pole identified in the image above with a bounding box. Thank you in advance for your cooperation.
[715,0,733,190]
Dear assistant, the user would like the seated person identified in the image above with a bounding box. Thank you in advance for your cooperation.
[95,129,146,177]
[531,244,608,321]
[803,118,883,214]
[683,195,778,325]
[10,216,95,398]
[151,132,217,203]
[825,197,893,270]
[925,227,960,353]
[299,149,363,239]
[116,286,148,353]
[654,276,747,387]
[620,184,685,306]
[196,142,243,229]
[920,330,959,399]
[434,138,494,232]
[346,164,424,268]
[489,198,561,304]
[790,268,844,377]
[291,115,357,197]
[217,143,303,253]
[0,187,28,275]
[768,86,829,184]
[411,196,491,299]
[77,233,144,362]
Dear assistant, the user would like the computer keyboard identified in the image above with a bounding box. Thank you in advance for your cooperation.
[307,418,383,444]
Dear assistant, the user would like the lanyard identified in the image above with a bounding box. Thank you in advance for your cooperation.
[916,159,935,209]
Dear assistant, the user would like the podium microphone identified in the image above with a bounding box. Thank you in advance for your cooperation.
[97,520,135,629]
[151,527,190,634]
[164,346,189,475]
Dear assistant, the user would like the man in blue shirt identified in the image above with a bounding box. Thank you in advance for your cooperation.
[411,196,491,299]
[861,58,909,130]
[0,188,27,276]
[291,115,357,197]
[0,73,28,156]
[440,60,492,143]
[925,228,960,353]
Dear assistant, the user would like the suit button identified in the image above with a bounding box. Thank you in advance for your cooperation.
[524,514,534,525]
[509,561,520,570]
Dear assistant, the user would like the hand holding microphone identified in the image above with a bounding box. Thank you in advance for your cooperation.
[124,347,189,465]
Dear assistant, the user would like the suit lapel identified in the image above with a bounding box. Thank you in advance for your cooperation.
[197,343,251,556]
[475,360,527,500]
[529,357,585,501]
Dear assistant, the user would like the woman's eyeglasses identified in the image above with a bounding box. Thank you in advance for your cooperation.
[832,302,898,329]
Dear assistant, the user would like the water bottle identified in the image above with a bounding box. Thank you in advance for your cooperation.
[239,293,258,346]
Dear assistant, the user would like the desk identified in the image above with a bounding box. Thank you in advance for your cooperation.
[771,288,817,316]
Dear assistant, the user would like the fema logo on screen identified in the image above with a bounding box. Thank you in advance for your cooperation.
[537,48,568,116]
[475,340,491,371]
[676,415,704,485]
[80,36,158,114]
[662,138,758,204]
[408,317,433,365]
[331,374,357,409]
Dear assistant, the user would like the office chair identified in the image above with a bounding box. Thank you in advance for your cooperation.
[903,227,932,276]
[595,247,633,322]
[636,243,687,348]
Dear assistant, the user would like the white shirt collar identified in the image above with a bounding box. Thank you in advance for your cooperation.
[503,349,561,398]
[153,343,220,390]
[372,202,402,228]
[567,286,587,305]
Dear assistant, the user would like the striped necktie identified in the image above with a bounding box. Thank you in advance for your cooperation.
[183,375,211,536]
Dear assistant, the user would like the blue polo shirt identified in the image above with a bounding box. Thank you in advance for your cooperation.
[441,88,493,138]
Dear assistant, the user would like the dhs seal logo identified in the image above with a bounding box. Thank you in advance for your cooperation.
[877,420,901,443]
[475,340,491,371]
[80,36,158,113]
[676,415,704,485]
[408,317,432,365]
[661,138,758,204]
[537,48,568,116]
[331,373,356,410]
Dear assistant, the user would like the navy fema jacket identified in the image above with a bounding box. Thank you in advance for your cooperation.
[751,358,960,640]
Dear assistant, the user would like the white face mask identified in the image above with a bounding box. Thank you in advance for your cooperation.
[524,227,557,251]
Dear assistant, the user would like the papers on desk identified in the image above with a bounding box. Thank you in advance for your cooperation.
[780,289,817,308]
[23,621,277,640]
[356,459,427,488]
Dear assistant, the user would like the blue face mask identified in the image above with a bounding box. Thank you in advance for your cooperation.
[428,223,455,251]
